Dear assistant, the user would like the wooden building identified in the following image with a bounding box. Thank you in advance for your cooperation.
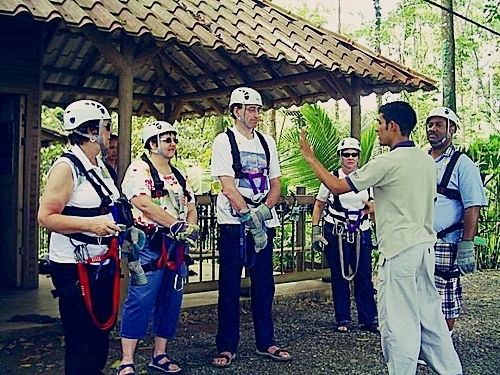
[0,0,436,290]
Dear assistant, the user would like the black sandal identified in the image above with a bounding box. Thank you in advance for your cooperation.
[359,323,379,333]
[336,321,351,333]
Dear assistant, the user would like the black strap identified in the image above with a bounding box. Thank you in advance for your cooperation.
[66,232,113,245]
[140,153,191,201]
[434,267,460,280]
[61,152,113,212]
[437,151,462,202]
[226,128,270,179]
[437,222,463,239]
[327,169,370,223]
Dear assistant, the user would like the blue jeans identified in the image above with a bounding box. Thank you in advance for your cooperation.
[323,222,377,325]
[120,236,183,339]
[216,225,276,354]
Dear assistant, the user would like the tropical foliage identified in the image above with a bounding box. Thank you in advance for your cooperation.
[278,103,379,194]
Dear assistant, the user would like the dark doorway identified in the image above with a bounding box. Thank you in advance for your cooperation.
[0,94,23,287]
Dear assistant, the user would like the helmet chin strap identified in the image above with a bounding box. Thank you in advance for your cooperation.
[238,104,253,131]
[72,130,106,152]
[431,118,452,147]
[151,134,168,158]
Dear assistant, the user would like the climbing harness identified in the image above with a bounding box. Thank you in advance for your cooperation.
[76,237,120,330]
[226,128,270,206]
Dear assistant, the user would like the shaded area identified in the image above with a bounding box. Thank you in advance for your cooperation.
[0,271,498,374]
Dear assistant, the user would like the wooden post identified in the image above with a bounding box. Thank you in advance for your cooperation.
[350,84,361,140]
[296,186,306,271]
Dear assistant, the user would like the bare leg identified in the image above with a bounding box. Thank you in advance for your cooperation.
[119,338,138,375]
[446,318,455,332]
[153,336,180,372]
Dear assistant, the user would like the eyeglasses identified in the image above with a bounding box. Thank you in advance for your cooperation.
[341,152,359,158]
[159,137,179,144]
[103,124,111,131]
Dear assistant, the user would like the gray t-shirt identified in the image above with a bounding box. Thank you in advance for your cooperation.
[346,145,437,260]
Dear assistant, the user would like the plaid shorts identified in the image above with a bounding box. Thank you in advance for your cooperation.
[434,241,463,319]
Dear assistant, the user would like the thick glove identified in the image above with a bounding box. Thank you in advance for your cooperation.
[250,227,268,253]
[128,260,148,286]
[312,225,328,251]
[457,240,476,275]
[240,204,272,229]
[123,227,148,286]
[170,221,200,246]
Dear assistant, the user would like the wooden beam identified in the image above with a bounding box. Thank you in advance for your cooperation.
[43,70,332,105]
[117,35,134,183]
[324,73,358,107]
[132,40,160,70]
[178,44,225,88]
[258,57,301,104]
[82,28,128,73]
[160,51,224,114]
[214,48,274,106]
[350,76,362,140]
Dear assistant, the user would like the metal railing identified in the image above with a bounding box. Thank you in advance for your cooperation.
[37,190,330,293]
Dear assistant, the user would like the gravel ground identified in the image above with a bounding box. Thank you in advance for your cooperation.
[0,270,499,375]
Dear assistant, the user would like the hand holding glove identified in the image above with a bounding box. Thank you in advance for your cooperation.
[457,240,476,275]
[239,204,272,229]
[312,225,328,252]
[170,221,200,246]
[250,227,268,253]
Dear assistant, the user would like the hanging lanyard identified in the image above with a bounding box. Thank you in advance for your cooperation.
[77,237,120,331]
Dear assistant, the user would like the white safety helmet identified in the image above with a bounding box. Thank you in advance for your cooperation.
[337,137,361,154]
[426,107,459,127]
[63,100,111,131]
[142,121,177,147]
[229,87,263,108]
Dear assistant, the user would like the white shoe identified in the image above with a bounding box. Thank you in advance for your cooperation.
[417,359,427,366]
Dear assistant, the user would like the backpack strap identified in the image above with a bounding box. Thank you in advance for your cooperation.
[226,129,243,179]
[226,128,270,179]
[141,153,191,201]
[61,153,113,216]
[437,151,462,202]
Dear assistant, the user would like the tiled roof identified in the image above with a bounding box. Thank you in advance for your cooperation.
[0,0,437,118]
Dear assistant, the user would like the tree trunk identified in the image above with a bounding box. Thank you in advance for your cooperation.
[441,0,456,111]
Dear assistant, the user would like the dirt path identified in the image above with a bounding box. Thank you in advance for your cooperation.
[0,270,498,374]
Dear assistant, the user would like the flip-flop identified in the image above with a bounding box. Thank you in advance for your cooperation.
[116,363,135,375]
[255,348,292,362]
[212,352,236,368]
[148,354,182,373]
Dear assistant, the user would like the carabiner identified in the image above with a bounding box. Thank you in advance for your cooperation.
[173,274,185,291]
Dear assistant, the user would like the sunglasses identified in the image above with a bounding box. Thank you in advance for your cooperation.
[159,137,179,144]
[103,123,111,131]
[341,152,359,158]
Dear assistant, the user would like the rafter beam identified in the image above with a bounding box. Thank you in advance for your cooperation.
[82,29,129,73]
[324,73,358,107]
[160,51,225,114]
[215,48,274,106]
[43,70,333,105]
[258,57,301,104]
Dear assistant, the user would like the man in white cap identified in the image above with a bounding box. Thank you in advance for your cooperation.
[426,107,487,336]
